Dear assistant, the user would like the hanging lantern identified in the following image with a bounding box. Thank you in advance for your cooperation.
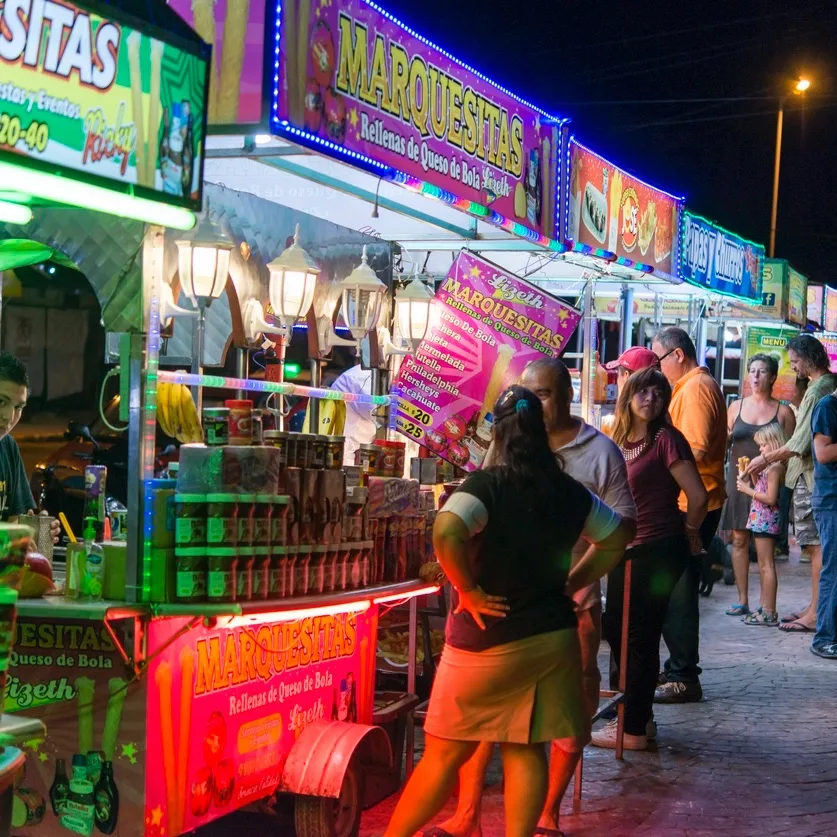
[395,270,434,349]
[267,224,320,331]
[175,212,233,304]
[338,245,386,344]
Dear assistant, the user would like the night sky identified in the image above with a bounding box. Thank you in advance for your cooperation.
[383,0,837,283]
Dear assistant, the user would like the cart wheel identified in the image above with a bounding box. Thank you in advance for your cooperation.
[294,761,363,837]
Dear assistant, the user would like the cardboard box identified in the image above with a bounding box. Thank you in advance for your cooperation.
[367,477,420,518]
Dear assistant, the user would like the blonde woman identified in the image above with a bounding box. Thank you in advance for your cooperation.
[736,422,788,626]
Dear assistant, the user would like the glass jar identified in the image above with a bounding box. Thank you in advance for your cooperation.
[207,547,236,602]
[263,430,288,467]
[355,444,380,478]
[206,494,238,546]
[311,435,327,469]
[298,434,315,469]
[325,436,345,470]
[374,441,397,477]
[251,409,263,445]
[225,399,253,446]
[174,547,207,602]
[174,494,207,547]
[203,407,230,446]
[285,433,299,469]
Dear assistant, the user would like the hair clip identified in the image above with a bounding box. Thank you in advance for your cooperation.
[515,399,529,413]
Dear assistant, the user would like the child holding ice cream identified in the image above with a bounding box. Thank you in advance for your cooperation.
[736,422,788,626]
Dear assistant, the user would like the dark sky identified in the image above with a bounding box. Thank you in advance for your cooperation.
[383,0,837,283]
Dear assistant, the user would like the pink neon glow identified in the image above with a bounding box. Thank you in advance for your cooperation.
[222,599,371,628]
[372,585,441,604]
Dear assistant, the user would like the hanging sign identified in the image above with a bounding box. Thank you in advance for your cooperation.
[680,211,763,301]
[786,266,808,327]
[826,287,837,333]
[272,0,563,245]
[393,251,581,472]
[808,285,825,327]
[0,0,210,209]
[742,326,798,402]
[568,141,679,274]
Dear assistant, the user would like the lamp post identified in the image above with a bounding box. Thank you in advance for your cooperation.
[769,77,810,258]
[175,213,233,411]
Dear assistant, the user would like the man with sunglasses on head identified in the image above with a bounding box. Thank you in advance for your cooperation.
[651,327,727,704]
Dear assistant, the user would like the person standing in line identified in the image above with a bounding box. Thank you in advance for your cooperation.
[810,388,837,659]
[427,359,637,837]
[594,367,707,749]
[598,346,661,437]
[651,327,727,704]
[776,377,808,559]
[721,354,795,617]
[746,335,837,633]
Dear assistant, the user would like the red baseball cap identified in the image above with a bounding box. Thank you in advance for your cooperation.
[605,346,660,372]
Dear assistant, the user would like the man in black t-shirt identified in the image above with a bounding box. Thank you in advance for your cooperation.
[0,353,60,539]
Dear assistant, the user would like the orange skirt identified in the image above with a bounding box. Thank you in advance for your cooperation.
[424,629,590,745]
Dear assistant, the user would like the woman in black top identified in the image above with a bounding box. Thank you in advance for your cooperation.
[384,386,630,837]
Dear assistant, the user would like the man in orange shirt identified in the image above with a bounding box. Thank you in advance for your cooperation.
[652,327,727,703]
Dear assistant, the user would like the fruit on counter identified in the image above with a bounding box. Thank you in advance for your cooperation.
[19,552,55,598]
[156,382,203,444]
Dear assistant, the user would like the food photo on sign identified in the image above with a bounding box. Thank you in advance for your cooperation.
[392,252,581,471]
[568,141,679,273]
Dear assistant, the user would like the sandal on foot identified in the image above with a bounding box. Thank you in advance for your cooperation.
[778,619,814,633]
[744,610,778,627]
[534,830,566,837]
[725,603,750,616]
[780,612,802,624]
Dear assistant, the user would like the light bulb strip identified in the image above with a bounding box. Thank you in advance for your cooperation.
[0,199,32,225]
[0,159,196,230]
[157,370,391,406]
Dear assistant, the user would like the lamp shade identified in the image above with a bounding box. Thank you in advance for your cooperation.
[267,224,320,330]
[175,211,233,303]
[395,271,434,347]
[339,245,386,343]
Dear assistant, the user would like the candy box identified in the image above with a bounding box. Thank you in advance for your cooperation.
[367,478,420,519]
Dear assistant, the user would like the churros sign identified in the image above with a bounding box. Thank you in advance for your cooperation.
[0,0,209,208]
[275,0,564,242]
[144,609,376,835]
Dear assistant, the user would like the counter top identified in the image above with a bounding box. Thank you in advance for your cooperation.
[0,714,46,746]
[16,597,148,620]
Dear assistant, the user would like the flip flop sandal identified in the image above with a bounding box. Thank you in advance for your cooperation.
[725,603,750,616]
[780,612,802,623]
[534,829,566,837]
[423,829,458,837]
[778,620,814,633]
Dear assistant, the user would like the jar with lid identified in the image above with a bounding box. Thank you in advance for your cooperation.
[253,495,273,546]
[374,440,398,477]
[252,547,271,599]
[236,547,255,601]
[225,400,253,446]
[298,434,315,469]
[203,407,230,446]
[206,494,238,546]
[355,444,380,479]
[310,435,327,469]
[174,495,207,547]
[263,431,288,467]
[207,547,236,602]
[174,547,207,602]
[237,494,256,546]
[251,409,263,445]
[271,496,290,546]
[285,433,299,469]
[324,436,345,470]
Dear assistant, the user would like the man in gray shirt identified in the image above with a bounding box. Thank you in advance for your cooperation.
[428,359,636,837]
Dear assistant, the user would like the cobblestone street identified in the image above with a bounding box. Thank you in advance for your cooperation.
[362,551,837,836]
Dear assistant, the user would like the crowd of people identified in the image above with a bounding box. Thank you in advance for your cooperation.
[382,328,837,837]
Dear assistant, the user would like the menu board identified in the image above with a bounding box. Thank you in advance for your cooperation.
[808,285,825,327]
[568,141,679,274]
[144,610,376,835]
[273,0,563,243]
[168,0,266,127]
[393,251,581,471]
[787,266,808,326]
[826,287,837,333]
[742,326,798,402]
[0,0,209,209]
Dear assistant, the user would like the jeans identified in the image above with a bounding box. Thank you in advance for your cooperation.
[603,535,688,736]
[812,507,837,647]
[662,508,722,684]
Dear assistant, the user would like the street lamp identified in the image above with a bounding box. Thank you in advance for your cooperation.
[769,77,811,257]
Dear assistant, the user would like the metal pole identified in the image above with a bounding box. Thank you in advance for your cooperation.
[308,358,320,431]
[276,334,287,431]
[695,316,708,367]
[769,103,784,258]
[580,280,595,424]
[620,284,634,353]
[191,300,206,413]
[235,348,247,401]
[715,322,727,387]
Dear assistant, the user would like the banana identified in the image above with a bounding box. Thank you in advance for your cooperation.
[157,381,173,438]
[179,385,203,443]
[168,382,184,442]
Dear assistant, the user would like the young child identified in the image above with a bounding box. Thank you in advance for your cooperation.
[736,422,787,626]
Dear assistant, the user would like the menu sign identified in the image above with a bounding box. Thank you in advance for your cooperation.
[274,0,562,242]
[787,266,808,327]
[808,285,824,327]
[826,286,837,333]
[144,610,376,835]
[742,326,798,402]
[393,251,581,471]
[568,141,679,274]
[0,0,209,208]
[168,0,265,127]
[680,211,763,301]
[760,261,785,320]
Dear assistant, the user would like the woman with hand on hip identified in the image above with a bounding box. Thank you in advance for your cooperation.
[384,386,631,837]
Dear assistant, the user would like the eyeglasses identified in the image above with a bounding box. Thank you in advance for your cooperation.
[656,348,677,362]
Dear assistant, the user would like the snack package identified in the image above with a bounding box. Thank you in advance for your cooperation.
[737,456,751,475]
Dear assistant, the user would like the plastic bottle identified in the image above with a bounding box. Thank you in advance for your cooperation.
[61,754,94,836]
[81,518,105,601]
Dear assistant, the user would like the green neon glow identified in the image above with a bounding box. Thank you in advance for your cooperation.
[0,200,32,225]
[0,160,196,230]
[284,362,301,378]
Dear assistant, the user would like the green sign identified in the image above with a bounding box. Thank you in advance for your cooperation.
[0,0,209,210]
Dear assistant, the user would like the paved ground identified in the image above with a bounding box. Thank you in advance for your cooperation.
[361,550,837,837]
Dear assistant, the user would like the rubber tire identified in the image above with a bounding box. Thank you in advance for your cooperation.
[294,762,363,837]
